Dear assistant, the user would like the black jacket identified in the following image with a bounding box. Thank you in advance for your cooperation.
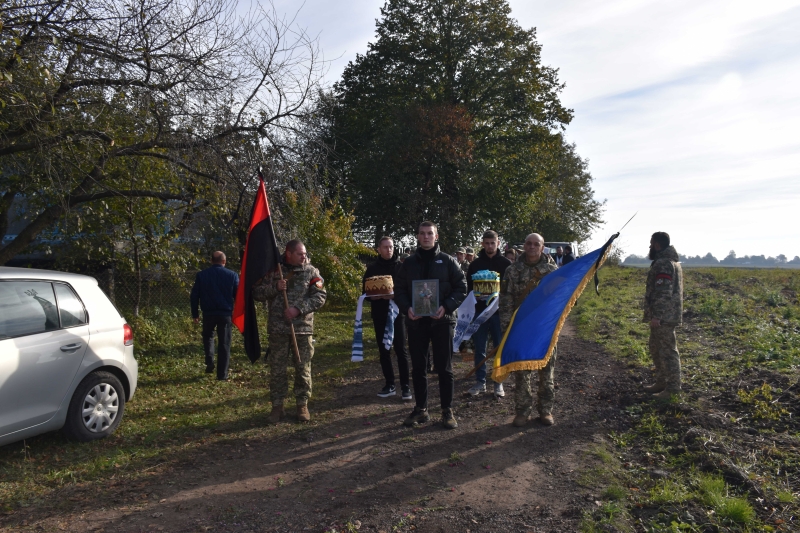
[395,244,467,324]
[362,252,402,317]
[466,249,512,312]
[562,253,575,265]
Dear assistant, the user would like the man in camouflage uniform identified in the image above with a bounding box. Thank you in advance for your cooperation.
[643,231,684,399]
[252,239,327,423]
[499,233,559,427]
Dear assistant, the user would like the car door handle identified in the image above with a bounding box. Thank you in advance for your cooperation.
[60,343,83,352]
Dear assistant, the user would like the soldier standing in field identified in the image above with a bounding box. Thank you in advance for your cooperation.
[253,240,327,423]
[500,233,559,427]
[642,231,684,399]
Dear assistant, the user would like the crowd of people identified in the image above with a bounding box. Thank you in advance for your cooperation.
[190,226,683,429]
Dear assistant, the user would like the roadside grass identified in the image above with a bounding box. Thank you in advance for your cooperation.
[0,303,368,514]
[573,266,800,531]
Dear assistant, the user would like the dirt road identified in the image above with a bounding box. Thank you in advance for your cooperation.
[13,321,638,532]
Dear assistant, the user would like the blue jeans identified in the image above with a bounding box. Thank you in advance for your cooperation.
[472,311,502,384]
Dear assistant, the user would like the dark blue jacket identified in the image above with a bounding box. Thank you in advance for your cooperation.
[190,264,240,318]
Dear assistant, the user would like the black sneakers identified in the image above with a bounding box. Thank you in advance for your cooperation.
[401,385,413,401]
[403,408,430,427]
[377,384,396,398]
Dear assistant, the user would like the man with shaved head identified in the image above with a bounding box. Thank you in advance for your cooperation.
[191,251,240,380]
[499,233,559,427]
[253,239,327,423]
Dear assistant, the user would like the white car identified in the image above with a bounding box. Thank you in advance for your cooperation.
[0,267,138,445]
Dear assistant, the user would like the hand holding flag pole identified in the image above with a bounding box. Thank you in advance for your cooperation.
[276,266,303,367]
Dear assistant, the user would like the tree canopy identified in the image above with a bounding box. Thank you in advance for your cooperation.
[324,0,601,249]
[0,0,321,265]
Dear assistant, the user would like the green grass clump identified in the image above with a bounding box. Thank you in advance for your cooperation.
[447,451,463,463]
[717,496,755,524]
[579,502,630,533]
[601,484,627,501]
[649,479,690,504]
[695,473,726,506]
[694,473,755,525]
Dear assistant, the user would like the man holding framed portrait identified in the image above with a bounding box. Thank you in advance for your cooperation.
[395,221,467,430]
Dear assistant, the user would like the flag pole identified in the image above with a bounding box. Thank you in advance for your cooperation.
[464,346,498,380]
[277,264,303,367]
[258,169,303,368]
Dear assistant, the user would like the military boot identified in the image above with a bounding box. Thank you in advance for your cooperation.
[441,408,458,430]
[643,382,666,393]
[539,414,554,426]
[403,407,430,427]
[512,413,529,427]
[297,404,311,422]
[653,389,680,402]
[268,405,284,424]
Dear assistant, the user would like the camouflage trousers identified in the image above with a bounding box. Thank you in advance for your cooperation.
[513,345,557,417]
[268,334,314,407]
[649,325,681,391]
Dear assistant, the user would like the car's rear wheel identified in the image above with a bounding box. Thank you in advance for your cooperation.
[63,371,125,441]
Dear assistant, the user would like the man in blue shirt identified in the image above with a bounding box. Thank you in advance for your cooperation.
[191,251,239,380]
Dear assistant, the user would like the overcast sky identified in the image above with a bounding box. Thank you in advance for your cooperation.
[270,0,800,260]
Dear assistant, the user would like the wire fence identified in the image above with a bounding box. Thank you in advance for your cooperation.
[91,269,198,317]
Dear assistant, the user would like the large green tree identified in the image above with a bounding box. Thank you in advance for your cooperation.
[328,0,583,249]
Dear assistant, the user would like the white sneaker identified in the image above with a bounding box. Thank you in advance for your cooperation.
[494,383,505,398]
[468,383,487,396]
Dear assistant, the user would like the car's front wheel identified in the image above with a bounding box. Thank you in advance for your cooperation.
[63,371,125,441]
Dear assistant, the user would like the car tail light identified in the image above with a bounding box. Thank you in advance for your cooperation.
[123,323,134,346]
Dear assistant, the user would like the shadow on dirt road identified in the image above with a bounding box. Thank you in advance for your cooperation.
[6,321,640,533]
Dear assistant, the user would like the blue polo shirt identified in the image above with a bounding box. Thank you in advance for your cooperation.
[190,264,240,318]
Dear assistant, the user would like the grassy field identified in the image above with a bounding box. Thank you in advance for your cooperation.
[0,304,365,516]
[572,266,800,532]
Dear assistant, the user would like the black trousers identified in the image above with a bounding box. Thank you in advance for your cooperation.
[202,315,232,379]
[407,318,454,411]
[371,310,410,388]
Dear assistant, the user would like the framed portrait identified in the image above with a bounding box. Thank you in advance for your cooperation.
[412,279,439,317]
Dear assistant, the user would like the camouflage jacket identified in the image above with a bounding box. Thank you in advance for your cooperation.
[499,253,557,331]
[643,245,683,326]
[252,262,327,335]
[460,260,470,274]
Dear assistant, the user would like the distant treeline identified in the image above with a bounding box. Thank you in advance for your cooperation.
[624,251,800,268]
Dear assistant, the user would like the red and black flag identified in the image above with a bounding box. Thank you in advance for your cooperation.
[233,175,281,363]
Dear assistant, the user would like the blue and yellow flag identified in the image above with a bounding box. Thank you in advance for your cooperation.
[491,234,618,383]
